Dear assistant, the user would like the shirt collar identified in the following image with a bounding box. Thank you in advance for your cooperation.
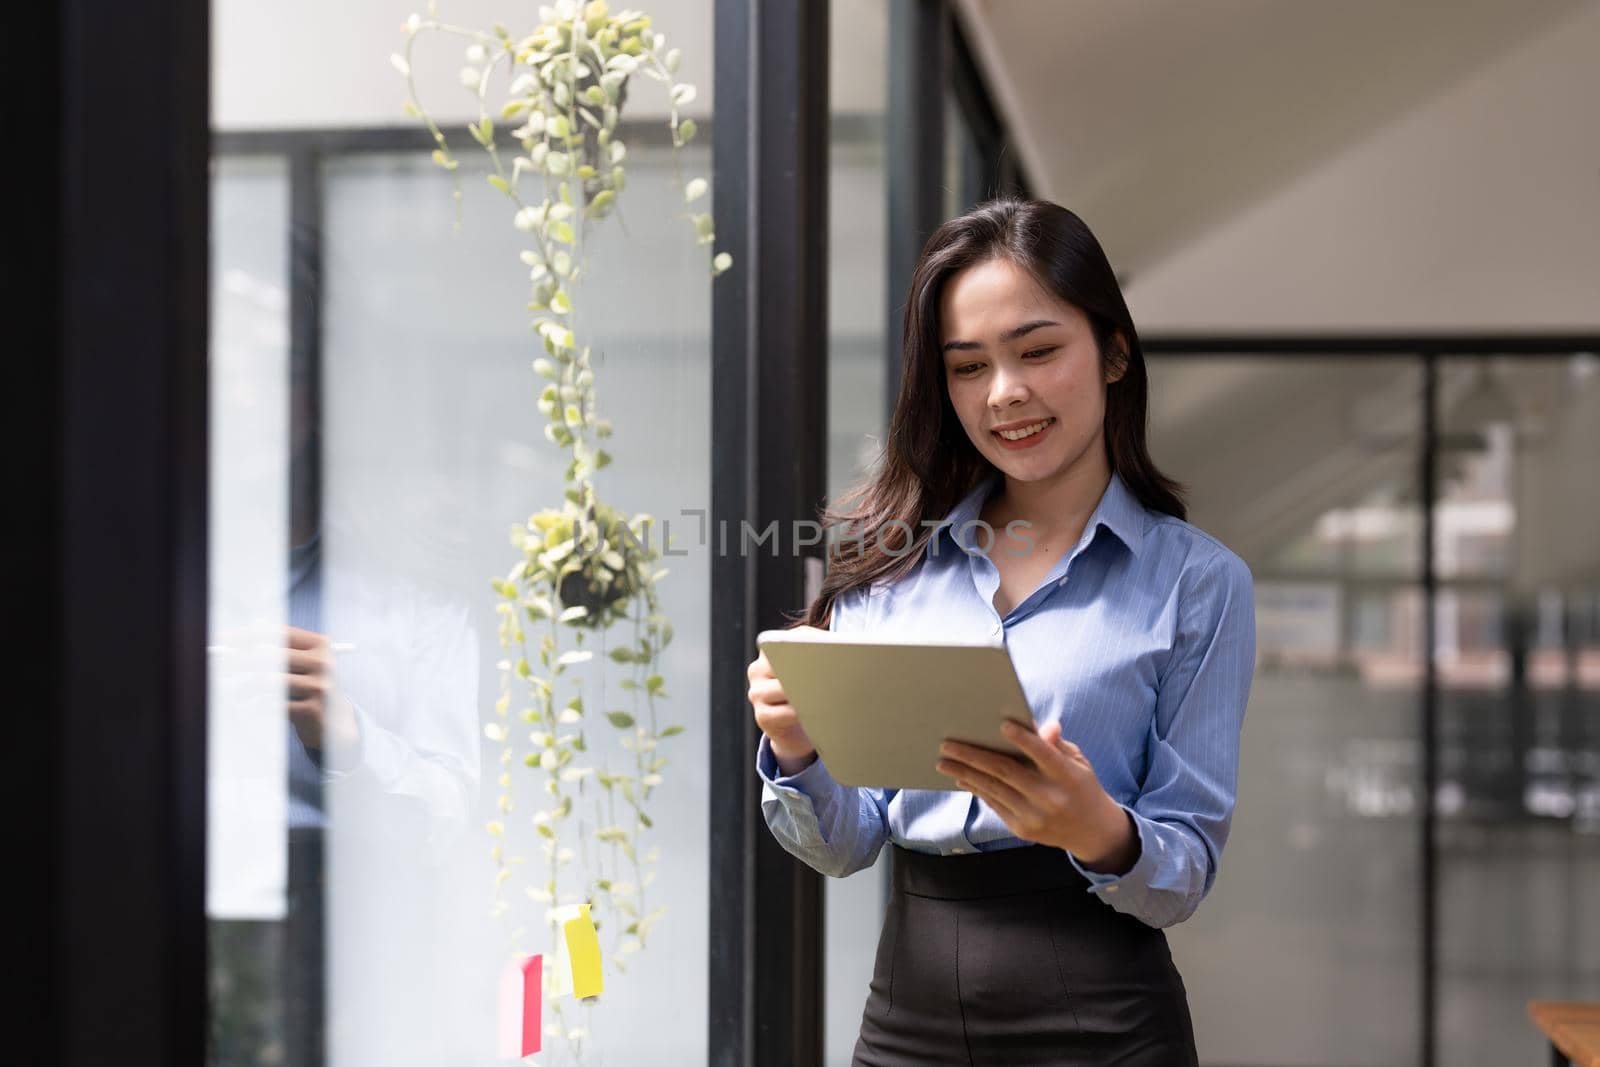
[932,468,1147,560]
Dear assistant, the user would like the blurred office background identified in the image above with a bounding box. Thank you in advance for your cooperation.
[211,0,1600,1064]
[26,1,1596,1065]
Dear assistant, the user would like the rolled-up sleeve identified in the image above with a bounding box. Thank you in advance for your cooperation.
[1066,549,1256,928]
[755,585,894,879]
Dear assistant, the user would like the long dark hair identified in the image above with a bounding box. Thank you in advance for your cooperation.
[797,197,1187,628]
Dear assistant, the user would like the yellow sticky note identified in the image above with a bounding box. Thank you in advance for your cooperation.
[563,904,604,1000]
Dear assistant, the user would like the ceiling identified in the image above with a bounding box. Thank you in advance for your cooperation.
[953,0,1590,281]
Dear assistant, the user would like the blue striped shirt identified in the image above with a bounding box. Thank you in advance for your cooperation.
[756,468,1257,929]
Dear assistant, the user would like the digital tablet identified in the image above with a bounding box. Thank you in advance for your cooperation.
[756,628,1034,790]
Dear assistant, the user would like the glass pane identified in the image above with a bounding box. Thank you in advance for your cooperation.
[1147,354,1425,1065]
[210,5,716,1063]
[826,2,891,1062]
[1435,354,1600,1065]
[208,154,293,1061]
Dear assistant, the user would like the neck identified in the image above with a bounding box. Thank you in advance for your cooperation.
[983,449,1112,552]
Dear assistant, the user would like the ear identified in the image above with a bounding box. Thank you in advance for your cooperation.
[1104,330,1130,385]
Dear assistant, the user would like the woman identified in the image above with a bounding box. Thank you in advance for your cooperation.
[746,198,1256,1065]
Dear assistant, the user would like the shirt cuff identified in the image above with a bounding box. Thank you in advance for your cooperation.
[1066,802,1160,899]
[755,733,851,840]
[756,733,835,792]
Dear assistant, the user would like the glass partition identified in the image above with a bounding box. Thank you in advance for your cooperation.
[209,4,716,1062]
[1146,355,1426,1065]
[1434,354,1600,1065]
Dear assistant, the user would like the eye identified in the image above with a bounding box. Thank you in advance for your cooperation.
[1022,345,1058,359]
[951,362,982,376]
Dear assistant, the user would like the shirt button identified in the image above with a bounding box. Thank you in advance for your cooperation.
[1105,885,1119,893]
[1057,576,1068,587]
[950,846,969,855]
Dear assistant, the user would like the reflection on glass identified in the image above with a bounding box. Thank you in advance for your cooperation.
[1436,355,1600,1065]
[1145,352,1600,1066]
[1147,355,1424,1065]
[826,2,891,1060]
[210,130,715,1064]
[208,155,294,1063]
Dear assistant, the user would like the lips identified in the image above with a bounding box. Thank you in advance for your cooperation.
[992,417,1054,441]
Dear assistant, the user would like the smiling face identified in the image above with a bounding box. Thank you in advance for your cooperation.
[939,255,1123,490]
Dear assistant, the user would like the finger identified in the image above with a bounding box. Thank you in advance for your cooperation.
[287,646,330,675]
[746,678,788,705]
[285,626,326,651]
[1040,720,1083,757]
[1001,720,1078,781]
[962,777,1025,829]
[283,674,326,701]
[940,741,1037,790]
[751,700,802,731]
[940,757,1031,812]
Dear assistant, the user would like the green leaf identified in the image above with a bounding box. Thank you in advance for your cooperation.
[645,674,665,695]
[660,724,685,738]
[487,174,511,193]
[606,711,635,728]
[676,118,698,145]
[638,811,653,828]
[551,220,576,245]
[609,647,636,664]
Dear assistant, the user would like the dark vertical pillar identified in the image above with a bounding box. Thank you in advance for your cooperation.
[286,147,328,1067]
[1421,353,1439,1067]
[711,1,831,1064]
[885,0,948,419]
[31,0,211,1063]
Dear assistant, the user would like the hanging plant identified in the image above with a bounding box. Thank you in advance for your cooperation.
[396,1,728,1060]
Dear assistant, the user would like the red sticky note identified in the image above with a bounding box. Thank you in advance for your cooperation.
[497,953,542,1058]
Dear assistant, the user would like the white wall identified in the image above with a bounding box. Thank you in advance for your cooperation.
[214,0,888,129]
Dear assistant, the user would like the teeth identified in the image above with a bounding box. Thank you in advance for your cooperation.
[997,418,1052,441]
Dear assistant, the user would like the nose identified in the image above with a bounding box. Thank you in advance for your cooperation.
[987,364,1030,410]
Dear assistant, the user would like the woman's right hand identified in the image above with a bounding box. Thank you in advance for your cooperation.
[747,628,826,776]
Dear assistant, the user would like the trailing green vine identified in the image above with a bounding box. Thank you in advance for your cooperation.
[397,1,727,1060]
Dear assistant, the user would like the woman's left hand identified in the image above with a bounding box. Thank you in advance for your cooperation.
[936,720,1139,874]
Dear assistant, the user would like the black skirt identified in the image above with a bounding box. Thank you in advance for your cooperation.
[851,844,1200,1066]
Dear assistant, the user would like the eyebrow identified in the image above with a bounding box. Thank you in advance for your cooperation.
[941,319,1060,353]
